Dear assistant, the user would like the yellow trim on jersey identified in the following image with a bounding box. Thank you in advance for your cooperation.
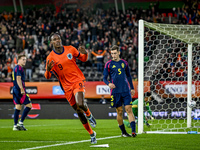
[132,105,138,108]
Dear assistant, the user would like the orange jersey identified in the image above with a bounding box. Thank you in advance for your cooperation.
[45,46,88,91]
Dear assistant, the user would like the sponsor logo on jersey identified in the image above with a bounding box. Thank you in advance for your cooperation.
[112,65,116,68]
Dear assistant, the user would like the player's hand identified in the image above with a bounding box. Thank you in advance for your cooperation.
[108,83,116,89]
[20,88,25,95]
[131,89,135,96]
[78,46,87,54]
[46,60,55,72]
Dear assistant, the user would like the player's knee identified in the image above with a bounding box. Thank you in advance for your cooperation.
[78,102,84,108]
[15,105,22,110]
[76,107,83,114]
[117,109,123,116]
[125,107,132,114]
[26,103,32,109]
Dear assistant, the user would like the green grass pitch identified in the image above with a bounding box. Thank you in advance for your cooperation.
[0,119,199,150]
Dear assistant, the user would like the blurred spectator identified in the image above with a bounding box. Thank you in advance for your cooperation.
[99,95,106,104]
[33,51,41,67]
[27,35,35,52]
[7,35,15,50]
[25,57,33,82]
[91,49,106,72]
[39,61,45,77]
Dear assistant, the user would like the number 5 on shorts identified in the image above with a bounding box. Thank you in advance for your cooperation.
[111,95,114,106]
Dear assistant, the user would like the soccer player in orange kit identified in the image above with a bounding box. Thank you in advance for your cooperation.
[44,33,97,144]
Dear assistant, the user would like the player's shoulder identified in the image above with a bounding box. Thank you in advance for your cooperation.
[47,50,57,60]
[105,60,112,68]
[16,65,23,71]
[120,59,129,66]
[121,59,128,64]
[13,65,18,72]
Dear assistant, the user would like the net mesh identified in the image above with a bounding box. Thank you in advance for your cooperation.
[142,21,200,132]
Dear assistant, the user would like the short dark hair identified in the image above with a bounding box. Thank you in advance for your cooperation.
[111,45,119,51]
[144,92,151,97]
[49,32,61,42]
[18,54,26,60]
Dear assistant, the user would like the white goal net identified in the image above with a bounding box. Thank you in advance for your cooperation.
[138,20,200,134]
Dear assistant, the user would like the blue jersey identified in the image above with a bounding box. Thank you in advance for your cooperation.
[103,59,134,94]
[13,65,25,91]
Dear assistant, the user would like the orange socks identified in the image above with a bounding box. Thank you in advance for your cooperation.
[83,122,93,135]
[85,108,91,117]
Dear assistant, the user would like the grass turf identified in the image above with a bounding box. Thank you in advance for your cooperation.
[0,119,199,150]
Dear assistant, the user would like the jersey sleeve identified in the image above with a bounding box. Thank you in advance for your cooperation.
[16,66,22,77]
[125,62,134,90]
[103,62,110,85]
[72,46,88,62]
[44,56,52,79]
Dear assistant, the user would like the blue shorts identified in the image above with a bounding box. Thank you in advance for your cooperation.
[110,92,132,108]
[13,88,31,105]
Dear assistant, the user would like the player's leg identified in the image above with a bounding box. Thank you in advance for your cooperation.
[18,94,32,131]
[75,91,96,128]
[13,104,22,131]
[74,81,96,127]
[123,93,136,137]
[72,103,97,144]
[125,105,136,137]
[13,90,23,131]
[116,106,131,137]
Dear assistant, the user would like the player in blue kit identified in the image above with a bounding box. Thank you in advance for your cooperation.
[103,45,136,137]
[12,54,32,131]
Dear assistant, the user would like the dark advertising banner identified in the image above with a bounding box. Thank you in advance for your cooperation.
[0,103,127,119]
[1,103,199,119]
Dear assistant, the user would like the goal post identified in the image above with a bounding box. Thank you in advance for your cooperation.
[187,43,192,128]
[138,20,200,134]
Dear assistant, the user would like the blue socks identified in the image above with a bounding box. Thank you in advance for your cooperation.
[20,107,31,122]
[14,109,20,125]
[130,121,136,133]
[119,124,127,134]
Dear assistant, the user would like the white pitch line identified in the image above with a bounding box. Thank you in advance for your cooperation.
[0,141,68,143]
[0,124,65,128]
[19,135,121,150]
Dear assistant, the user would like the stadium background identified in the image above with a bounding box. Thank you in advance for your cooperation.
[0,0,199,119]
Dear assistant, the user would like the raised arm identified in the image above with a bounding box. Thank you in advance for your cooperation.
[44,59,54,79]
[76,46,88,62]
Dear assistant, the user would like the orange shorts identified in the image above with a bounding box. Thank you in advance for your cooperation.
[64,81,85,106]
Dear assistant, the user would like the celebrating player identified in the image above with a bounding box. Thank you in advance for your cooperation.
[12,54,32,131]
[44,33,97,144]
[124,92,154,128]
[103,45,137,137]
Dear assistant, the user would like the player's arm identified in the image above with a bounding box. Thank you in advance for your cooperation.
[103,65,109,85]
[125,64,135,95]
[44,59,54,79]
[76,46,88,62]
[16,76,25,95]
[103,63,115,89]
